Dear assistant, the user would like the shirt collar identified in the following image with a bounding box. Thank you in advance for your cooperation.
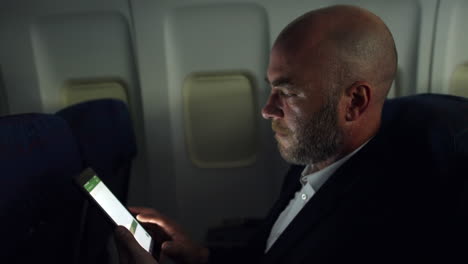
[300,138,372,191]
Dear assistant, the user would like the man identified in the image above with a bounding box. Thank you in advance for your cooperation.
[114,5,466,264]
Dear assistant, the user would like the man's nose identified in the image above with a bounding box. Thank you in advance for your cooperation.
[261,93,284,120]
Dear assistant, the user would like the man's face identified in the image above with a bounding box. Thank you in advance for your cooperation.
[262,44,344,165]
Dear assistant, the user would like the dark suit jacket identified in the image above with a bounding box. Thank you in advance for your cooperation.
[232,94,468,264]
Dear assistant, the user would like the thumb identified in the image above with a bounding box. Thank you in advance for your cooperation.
[115,226,146,255]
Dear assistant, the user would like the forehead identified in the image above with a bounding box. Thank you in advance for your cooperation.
[267,46,292,79]
[266,41,327,84]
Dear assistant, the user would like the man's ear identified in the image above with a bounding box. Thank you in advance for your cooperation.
[344,81,371,121]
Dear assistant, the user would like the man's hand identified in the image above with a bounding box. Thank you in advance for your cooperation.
[114,225,159,264]
[130,207,210,264]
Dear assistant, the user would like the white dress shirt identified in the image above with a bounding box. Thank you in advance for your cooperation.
[265,142,370,252]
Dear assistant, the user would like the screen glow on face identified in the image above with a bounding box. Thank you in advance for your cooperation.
[84,175,152,251]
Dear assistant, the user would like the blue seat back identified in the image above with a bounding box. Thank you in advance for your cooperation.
[56,99,137,264]
[382,94,468,255]
[56,99,137,202]
[382,93,468,173]
[0,113,84,263]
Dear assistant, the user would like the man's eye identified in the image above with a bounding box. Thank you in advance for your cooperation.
[279,90,296,98]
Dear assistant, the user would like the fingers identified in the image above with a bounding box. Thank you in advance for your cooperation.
[137,213,172,231]
[129,206,159,216]
[129,207,167,227]
[129,207,180,237]
[125,207,209,264]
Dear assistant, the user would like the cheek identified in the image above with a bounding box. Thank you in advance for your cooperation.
[283,99,305,117]
[282,106,306,132]
[285,101,315,122]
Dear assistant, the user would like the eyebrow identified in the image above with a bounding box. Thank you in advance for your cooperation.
[264,77,296,89]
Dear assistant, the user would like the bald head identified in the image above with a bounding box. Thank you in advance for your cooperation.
[263,6,398,165]
[274,5,397,103]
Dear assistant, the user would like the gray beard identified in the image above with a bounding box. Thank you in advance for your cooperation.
[278,96,343,165]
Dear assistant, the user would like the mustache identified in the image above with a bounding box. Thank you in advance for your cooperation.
[272,121,290,134]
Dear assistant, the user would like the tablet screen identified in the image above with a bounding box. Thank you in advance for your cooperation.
[83,174,153,252]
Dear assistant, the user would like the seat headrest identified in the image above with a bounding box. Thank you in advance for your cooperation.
[381,93,468,173]
[56,99,137,169]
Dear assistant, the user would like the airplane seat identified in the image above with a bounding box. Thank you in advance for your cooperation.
[56,99,137,201]
[0,113,84,263]
[56,99,137,264]
[381,93,468,255]
[381,93,468,172]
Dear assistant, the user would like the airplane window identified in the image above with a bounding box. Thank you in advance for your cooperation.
[64,80,129,106]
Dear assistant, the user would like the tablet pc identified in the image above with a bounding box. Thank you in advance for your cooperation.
[74,168,154,253]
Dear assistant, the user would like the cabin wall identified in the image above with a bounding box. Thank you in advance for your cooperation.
[0,0,151,210]
[1,0,467,243]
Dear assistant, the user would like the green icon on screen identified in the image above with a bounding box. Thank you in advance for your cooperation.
[130,220,137,234]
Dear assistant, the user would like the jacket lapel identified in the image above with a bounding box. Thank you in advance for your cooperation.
[248,165,304,254]
[261,136,382,264]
